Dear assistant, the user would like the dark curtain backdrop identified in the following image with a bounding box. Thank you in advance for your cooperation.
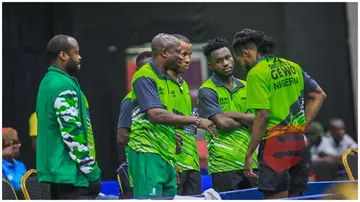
[3,2,355,180]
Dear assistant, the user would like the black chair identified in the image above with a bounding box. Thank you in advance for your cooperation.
[342,148,358,180]
[2,178,18,200]
[21,169,51,200]
[116,162,133,199]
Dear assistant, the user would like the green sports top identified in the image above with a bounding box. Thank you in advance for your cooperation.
[167,75,200,172]
[198,75,258,174]
[128,61,176,167]
[246,56,319,139]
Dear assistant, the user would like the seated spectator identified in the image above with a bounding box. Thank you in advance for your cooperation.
[311,118,357,181]
[2,127,27,190]
[315,118,357,163]
[305,121,325,161]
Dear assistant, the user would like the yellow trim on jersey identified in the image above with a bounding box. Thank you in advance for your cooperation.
[29,112,37,137]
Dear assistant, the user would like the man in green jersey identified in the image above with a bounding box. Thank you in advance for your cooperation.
[116,51,152,199]
[128,33,217,199]
[232,29,327,199]
[117,51,152,146]
[36,35,101,199]
[198,37,258,192]
[167,34,201,195]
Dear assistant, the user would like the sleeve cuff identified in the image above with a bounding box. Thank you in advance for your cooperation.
[207,111,223,119]
[86,166,101,182]
[140,104,164,113]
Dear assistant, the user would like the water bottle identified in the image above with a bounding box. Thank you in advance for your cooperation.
[184,108,199,135]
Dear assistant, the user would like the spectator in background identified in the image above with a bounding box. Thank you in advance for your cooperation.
[311,118,357,181]
[29,112,37,151]
[314,118,357,163]
[305,121,325,161]
[2,127,27,190]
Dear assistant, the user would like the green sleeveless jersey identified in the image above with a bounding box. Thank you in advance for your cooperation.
[198,76,258,174]
[167,76,200,171]
[128,63,176,167]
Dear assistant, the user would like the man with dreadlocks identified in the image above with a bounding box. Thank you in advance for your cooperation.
[232,29,327,199]
[198,37,258,192]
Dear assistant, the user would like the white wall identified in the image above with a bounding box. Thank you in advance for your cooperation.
[346,3,358,123]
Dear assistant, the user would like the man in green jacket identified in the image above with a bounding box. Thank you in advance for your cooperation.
[36,35,101,199]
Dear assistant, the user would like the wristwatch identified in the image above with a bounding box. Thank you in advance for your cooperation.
[195,117,201,128]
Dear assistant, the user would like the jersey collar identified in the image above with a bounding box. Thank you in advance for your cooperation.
[149,60,167,79]
[254,55,277,66]
[166,74,184,85]
[210,74,244,89]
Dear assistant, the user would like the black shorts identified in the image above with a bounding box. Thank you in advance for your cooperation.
[177,170,201,195]
[211,170,258,192]
[257,133,309,193]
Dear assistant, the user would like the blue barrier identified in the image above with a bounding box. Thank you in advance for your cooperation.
[217,180,358,200]
[101,174,212,196]
[101,176,357,200]
[100,180,119,196]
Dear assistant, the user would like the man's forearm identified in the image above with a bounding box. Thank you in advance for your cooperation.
[216,118,242,132]
[55,90,100,181]
[224,112,254,127]
[147,108,197,125]
[246,110,269,157]
[305,88,326,123]
[117,128,130,145]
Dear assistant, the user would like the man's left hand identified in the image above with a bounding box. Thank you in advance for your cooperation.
[244,155,257,177]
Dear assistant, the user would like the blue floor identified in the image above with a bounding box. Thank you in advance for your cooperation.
[101,174,357,199]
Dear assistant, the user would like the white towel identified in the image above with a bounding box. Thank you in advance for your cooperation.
[203,188,221,200]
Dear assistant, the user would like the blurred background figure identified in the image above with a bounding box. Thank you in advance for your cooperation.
[315,118,357,163]
[2,127,27,190]
[29,112,37,151]
[305,121,325,161]
[311,118,357,181]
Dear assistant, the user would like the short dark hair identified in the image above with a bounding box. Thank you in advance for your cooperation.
[135,51,152,68]
[202,37,229,58]
[232,28,276,56]
[173,34,191,44]
[46,34,74,63]
[46,34,73,62]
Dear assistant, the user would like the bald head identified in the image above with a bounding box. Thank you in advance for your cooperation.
[47,34,78,62]
[151,33,180,56]
[328,118,346,139]
[329,118,345,129]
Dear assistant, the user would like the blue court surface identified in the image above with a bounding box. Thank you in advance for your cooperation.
[100,174,358,200]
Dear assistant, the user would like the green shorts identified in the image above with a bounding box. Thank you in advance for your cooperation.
[128,147,177,199]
